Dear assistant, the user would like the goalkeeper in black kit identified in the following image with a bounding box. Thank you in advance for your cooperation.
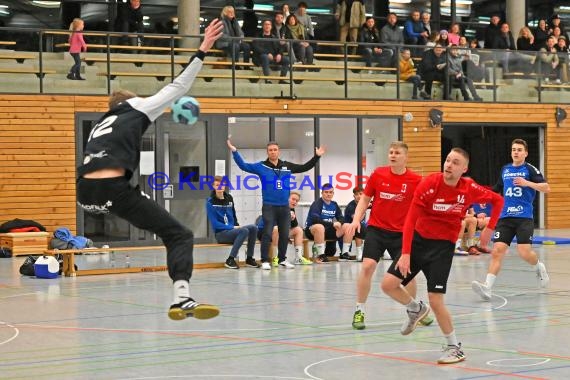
[76,20,223,321]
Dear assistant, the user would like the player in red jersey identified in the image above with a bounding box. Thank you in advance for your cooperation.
[380,147,504,364]
[346,141,433,330]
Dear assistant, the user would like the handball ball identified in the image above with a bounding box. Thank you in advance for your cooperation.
[171,96,200,125]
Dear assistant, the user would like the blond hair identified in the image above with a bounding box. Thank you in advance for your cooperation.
[69,18,83,32]
[108,89,137,109]
[221,5,235,18]
[389,141,409,152]
[290,191,301,199]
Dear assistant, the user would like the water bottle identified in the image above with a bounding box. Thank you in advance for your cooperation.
[125,254,130,268]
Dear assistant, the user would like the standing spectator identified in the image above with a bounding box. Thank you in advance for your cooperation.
[556,36,569,83]
[550,14,566,38]
[483,14,501,49]
[253,20,290,83]
[380,12,404,67]
[517,26,536,51]
[66,18,87,81]
[115,0,144,47]
[305,184,355,263]
[216,6,251,68]
[226,138,325,270]
[490,22,516,73]
[403,9,428,55]
[359,17,392,69]
[284,14,314,65]
[421,12,432,37]
[534,19,549,50]
[447,45,483,101]
[538,35,561,83]
[241,0,259,38]
[206,176,260,270]
[294,2,315,40]
[343,187,367,261]
[448,23,461,45]
[335,0,366,54]
[400,48,426,99]
[420,43,447,100]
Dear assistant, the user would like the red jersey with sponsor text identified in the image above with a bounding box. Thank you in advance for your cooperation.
[402,173,504,254]
[364,166,422,232]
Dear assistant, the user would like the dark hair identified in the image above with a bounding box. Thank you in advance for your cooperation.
[274,11,284,17]
[298,1,308,8]
[267,141,279,147]
[321,183,334,191]
[353,187,364,194]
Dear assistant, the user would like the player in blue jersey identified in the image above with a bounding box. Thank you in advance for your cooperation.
[472,139,551,300]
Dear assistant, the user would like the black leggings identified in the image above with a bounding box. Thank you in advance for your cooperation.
[77,177,194,282]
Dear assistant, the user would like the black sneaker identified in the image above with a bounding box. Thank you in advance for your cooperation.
[245,256,260,268]
[339,252,356,261]
[224,256,239,269]
[315,254,329,263]
[168,297,220,321]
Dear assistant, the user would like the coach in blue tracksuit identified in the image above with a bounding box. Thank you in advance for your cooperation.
[227,138,326,270]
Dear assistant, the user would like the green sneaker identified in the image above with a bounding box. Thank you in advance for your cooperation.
[419,312,434,326]
[352,310,366,330]
[272,256,279,268]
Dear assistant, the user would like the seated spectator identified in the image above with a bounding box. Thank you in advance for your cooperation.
[380,12,404,66]
[538,35,561,83]
[282,3,291,18]
[472,202,492,253]
[459,37,485,83]
[336,0,366,54]
[399,48,427,99]
[556,36,569,83]
[343,187,367,261]
[256,191,312,266]
[534,19,549,50]
[253,19,290,84]
[425,31,440,50]
[206,176,260,269]
[550,14,566,39]
[448,23,461,45]
[517,26,536,52]
[359,16,392,69]
[447,45,483,101]
[284,14,314,65]
[438,29,450,47]
[305,183,355,263]
[514,26,537,73]
[552,26,564,42]
[420,43,447,100]
[403,9,428,56]
[272,11,296,62]
[421,11,432,37]
[216,6,251,68]
[455,208,477,255]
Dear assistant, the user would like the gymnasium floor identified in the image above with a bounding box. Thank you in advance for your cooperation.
[2,230,570,380]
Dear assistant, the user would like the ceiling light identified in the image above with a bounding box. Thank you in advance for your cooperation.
[253,4,274,11]
[32,1,60,8]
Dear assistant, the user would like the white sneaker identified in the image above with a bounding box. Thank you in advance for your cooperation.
[438,343,465,364]
[471,280,492,301]
[261,262,271,270]
[536,262,550,287]
[400,301,430,335]
[278,260,295,269]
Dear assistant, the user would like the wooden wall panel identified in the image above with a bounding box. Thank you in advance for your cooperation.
[0,95,568,230]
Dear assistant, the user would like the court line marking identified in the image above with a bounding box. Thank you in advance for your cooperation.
[0,322,19,346]
[12,323,548,379]
[124,376,311,379]
[487,358,551,367]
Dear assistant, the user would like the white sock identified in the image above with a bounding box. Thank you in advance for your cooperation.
[444,330,459,347]
[534,261,542,270]
[356,245,363,259]
[455,239,462,248]
[173,280,190,304]
[316,243,325,255]
[356,303,365,313]
[485,273,497,288]
[295,245,304,259]
[406,299,420,312]
[342,243,351,253]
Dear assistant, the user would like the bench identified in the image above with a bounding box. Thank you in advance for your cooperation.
[83,56,254,69]
[0,232,50,256]
[0,53,36,63]
[0,68,56,78]
[43,243,239,277]
[55,42,225,56]
[0,41,16,46]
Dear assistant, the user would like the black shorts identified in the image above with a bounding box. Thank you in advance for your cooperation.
[362,226,402,262]
[305,224,338,241]
[493,217,534,245]
[386,232,455,294]
[355,224,367,239]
